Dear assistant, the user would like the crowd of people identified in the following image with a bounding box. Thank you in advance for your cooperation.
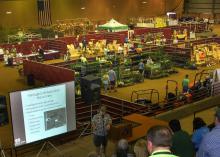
[1,44,46,65]
[89,105,220,157]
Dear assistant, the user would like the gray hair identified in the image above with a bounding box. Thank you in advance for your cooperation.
[118,139,128,150]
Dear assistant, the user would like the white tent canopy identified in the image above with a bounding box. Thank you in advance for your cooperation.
[98,19,128,32]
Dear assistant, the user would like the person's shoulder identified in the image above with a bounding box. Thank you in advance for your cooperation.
[197,126,210,134]
[175,130,190,136]
[207,126,220,136]
[105,113,111,117]
[202,126,210,132]
[111,154,116,157]
[202,129,218,144]
[181,130,191,136]
[93,113,100,119]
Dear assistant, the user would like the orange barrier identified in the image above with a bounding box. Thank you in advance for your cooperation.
[123,114,167,142]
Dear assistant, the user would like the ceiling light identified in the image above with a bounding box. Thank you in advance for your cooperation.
[81,7,85,10]
[142,1,147,4]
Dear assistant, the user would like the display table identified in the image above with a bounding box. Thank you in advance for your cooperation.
[122,114,167,143]
[44,50,60,60]
[10,50,60,65]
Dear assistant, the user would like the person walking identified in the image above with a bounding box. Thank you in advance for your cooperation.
[108,66,117,92]
[92,106,112,156]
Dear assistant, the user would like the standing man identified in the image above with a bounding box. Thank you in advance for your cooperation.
[108,66,117,92]
[82,37,87,52]
[197,108,220,157]
[146,125,178,157]
[92,106,112,156]
[182,74,189,93]
[138,59,145,82]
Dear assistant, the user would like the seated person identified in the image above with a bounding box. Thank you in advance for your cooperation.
[112,139,134,157]
[31,44,37,54]
[134,139,147,157]
[192,117,209,152]
[37,45,45,61]
[169,119,194,157]
[7,54,14,66]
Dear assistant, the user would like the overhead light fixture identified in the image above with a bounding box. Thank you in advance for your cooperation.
[6,11,12,14]
[81,7,85,10]
[142,1,147,4]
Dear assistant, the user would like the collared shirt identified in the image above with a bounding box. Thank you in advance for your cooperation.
[92,113,112,136]
[149,150,178,157]
[108,69,116,82]
[197,125,220,157]
[192,126,209,151]
[138,62,145,70]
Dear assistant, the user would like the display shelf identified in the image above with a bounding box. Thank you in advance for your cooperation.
[118,65,134,87]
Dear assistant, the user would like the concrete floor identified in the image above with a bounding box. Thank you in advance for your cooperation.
[0,62,218,157]
[1,25,220,157]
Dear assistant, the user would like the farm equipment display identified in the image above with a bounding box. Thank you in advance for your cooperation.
[163,80,178,109]
[189,69,213,102]
[131,89,161,116]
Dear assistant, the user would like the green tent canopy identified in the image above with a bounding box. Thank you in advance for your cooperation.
[98,19,128,32]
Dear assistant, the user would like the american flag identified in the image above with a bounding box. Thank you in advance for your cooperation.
[37,0,52,26]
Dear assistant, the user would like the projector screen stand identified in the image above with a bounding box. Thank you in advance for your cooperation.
[77,103,96,139]
[36,141,63,157]
[0,141,6,157]
[78,122,91,138]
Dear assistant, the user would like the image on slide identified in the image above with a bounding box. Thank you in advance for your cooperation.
[44,108,67,131]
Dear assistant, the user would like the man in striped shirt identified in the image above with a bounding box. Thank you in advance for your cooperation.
[197,108,220,157]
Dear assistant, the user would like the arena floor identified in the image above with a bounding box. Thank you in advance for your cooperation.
[0,25,220,156]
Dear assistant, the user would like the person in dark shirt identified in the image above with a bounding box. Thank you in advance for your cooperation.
[82,37,87,52]
[38,45,45,61]
[169,119,194,157]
